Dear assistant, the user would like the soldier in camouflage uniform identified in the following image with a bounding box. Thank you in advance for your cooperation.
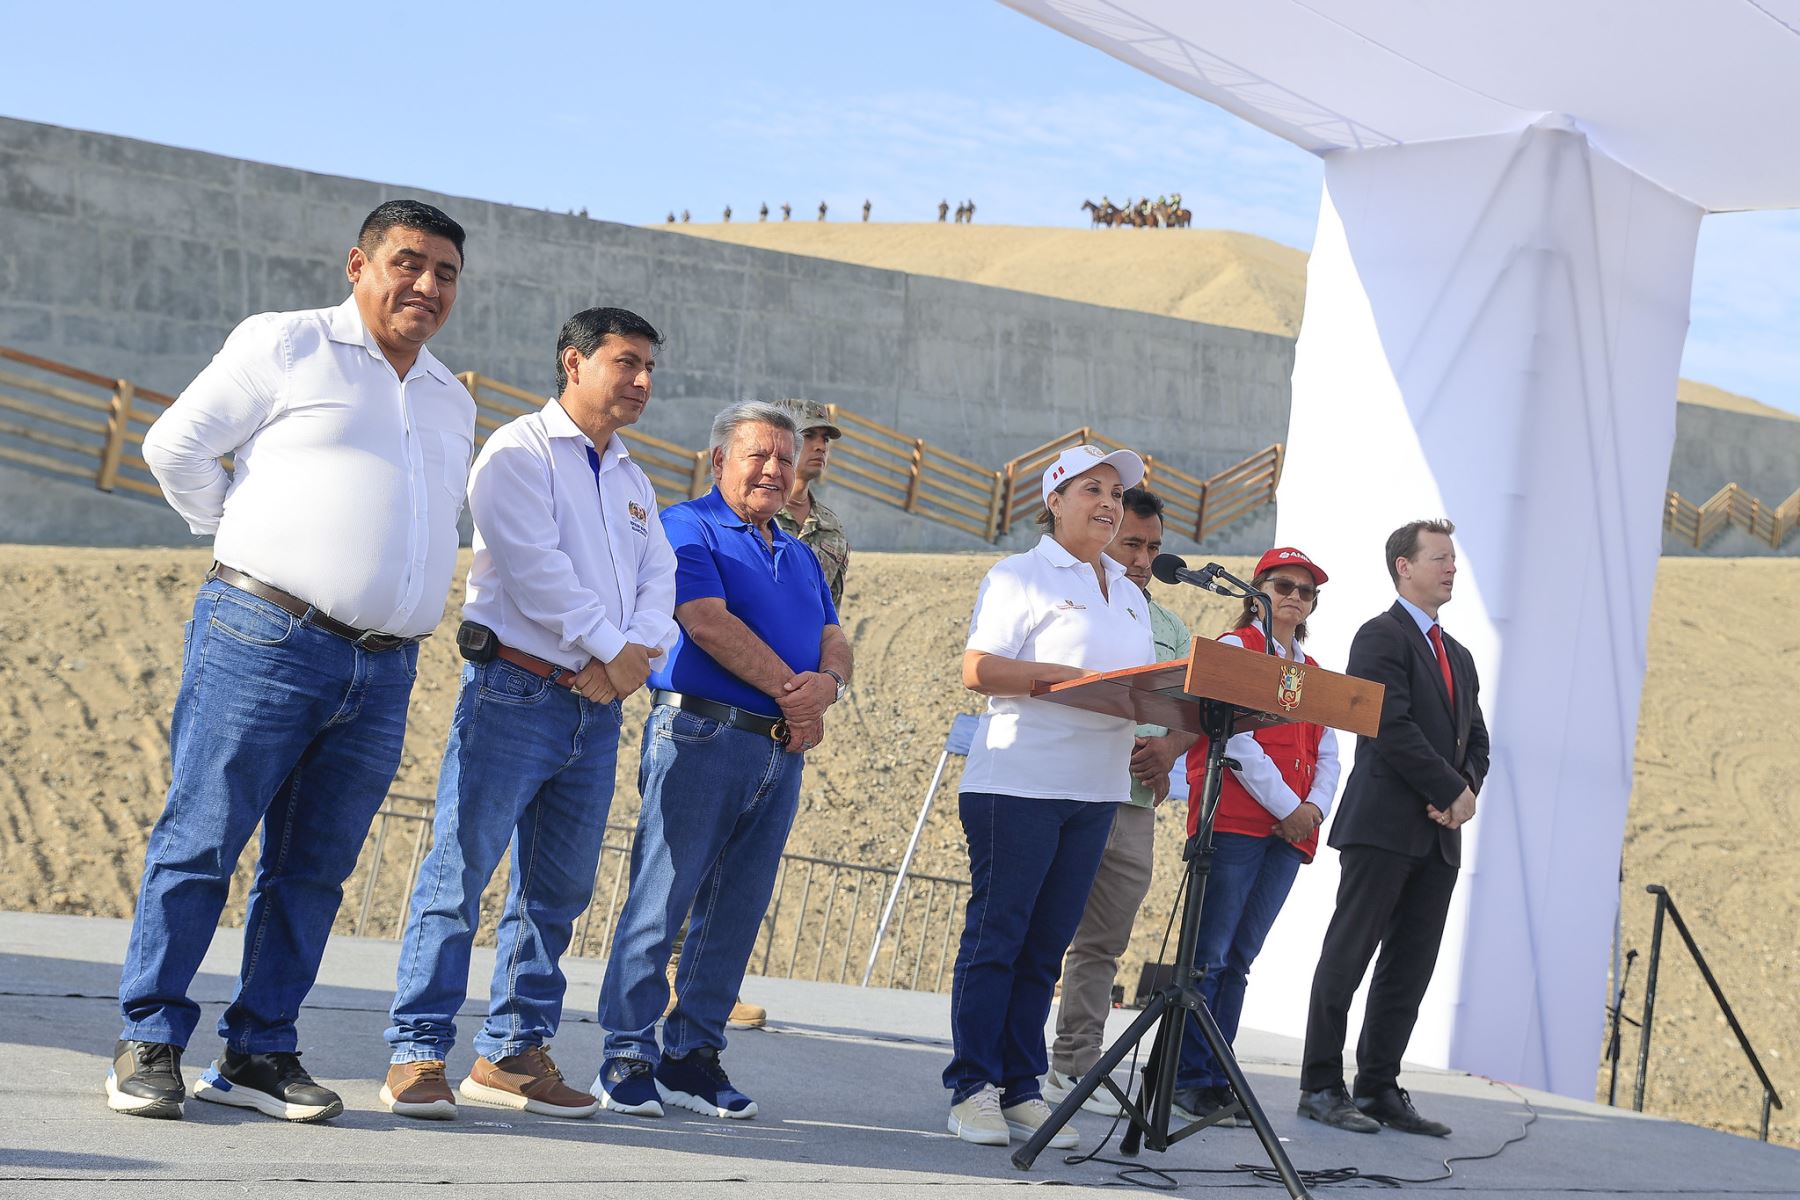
[774,400,851,610]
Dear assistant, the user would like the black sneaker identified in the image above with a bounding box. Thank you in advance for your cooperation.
[105,1040,185,1119]
[194,1048,343,1122]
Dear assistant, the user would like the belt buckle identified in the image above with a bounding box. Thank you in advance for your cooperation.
[770,717,790,746]
[355,629,398,652]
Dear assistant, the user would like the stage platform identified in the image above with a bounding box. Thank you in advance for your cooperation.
[1,911,1793,1198]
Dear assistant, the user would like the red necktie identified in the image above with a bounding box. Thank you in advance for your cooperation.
[1428,623,1454,707]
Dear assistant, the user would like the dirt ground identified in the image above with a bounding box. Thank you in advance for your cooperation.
[0,545,1791,1146]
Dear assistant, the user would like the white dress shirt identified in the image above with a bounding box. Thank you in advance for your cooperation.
[142,296,474,638]
[462,398,678,671]
[958,535,1156,803]
[1219,631,1342,820]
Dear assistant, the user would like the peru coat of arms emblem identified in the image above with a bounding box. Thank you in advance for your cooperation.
[1277,663,1306,712]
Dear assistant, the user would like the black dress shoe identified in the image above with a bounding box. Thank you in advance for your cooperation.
[106,1040,185,1119]
[1355,1087,1451,1137]
[1297,1085,1380,1133]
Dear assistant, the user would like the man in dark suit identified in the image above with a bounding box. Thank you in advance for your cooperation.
[1298,519,1489,1137]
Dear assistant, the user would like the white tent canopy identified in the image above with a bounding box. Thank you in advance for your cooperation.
[1002,0,1800,1097]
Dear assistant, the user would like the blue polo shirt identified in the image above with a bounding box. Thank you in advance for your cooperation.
[649,486,840,716]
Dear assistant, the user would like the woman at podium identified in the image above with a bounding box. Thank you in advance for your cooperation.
[940,444,1155,1149]
[1170,546,1341,1126]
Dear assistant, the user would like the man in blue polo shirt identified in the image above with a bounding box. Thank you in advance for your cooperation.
[592,401,853,1121]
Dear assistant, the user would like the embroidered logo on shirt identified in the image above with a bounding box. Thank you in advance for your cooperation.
[626,500,649,537]
[1056,599,1087,611]
[1127,606,1139,621]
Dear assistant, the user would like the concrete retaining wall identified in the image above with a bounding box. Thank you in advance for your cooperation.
[1,116,1792,555]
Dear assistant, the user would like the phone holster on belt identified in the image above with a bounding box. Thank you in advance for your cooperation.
[455,620,499,663]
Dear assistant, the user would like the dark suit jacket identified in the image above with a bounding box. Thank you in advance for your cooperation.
[1328,601,1490,867]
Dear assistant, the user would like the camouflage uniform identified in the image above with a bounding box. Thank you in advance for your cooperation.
[776,492,849,609]
[772,398,851,611]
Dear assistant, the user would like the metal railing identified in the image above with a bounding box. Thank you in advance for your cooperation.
[1630,883,1785,1141]
[343,795,969,993]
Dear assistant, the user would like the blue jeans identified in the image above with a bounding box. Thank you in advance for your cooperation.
[598,704,803,1066]
[944,792,1118,1105]
[1176,832,1305,1088]
[118,579,417,1052]
[387,660,622,1063]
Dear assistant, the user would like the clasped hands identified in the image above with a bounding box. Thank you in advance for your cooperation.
[1129,733,1180,805]
[777,670,840,755]
[566,642,662,704]
[1426,786,1477,830]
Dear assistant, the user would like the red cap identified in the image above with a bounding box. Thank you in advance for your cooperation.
[1255,547,1328,585]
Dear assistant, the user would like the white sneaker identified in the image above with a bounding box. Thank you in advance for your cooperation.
[947,1083,1009,1146]
[1043,1067,1124,1118]
[1003,1096,1079,1150]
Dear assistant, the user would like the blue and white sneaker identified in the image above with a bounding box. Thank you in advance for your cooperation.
[592,1057,663,1117]
[654,1048,757,1119]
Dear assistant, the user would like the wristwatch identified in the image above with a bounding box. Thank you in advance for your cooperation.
[823,668,847,701]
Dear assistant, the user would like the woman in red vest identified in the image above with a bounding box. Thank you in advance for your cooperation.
[1171,547,1340,1125]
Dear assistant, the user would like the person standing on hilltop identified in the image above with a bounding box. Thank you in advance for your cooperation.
[938,198,950,222]
[781,202,791,221]
[114,201,473,1124]
[862,199,872,222]
[943,445,1154,1151]
[818,200,828,221]
[723,205,732,223]
[759,202,769,222]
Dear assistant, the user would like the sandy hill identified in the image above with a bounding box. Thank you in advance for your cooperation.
[665,222,1795,423]
[0,547,1792,1146]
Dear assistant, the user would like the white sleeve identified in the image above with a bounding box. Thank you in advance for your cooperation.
[468,434,630,664]
[966,563,1034,658]
[1306,727,1342,819]
[141,315,284,535]
[623,482,680,657]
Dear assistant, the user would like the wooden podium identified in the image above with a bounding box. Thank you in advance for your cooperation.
[1030,635,1383,740]
[1012,637,1384,1196]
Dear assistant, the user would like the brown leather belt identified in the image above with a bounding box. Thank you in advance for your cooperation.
[495,644,578,690]
[209,563,423,653]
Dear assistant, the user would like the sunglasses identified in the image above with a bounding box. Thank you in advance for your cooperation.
[1266,578,1318,601]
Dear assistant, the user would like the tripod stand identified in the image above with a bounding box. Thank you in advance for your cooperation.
[1013,696,1312,1198]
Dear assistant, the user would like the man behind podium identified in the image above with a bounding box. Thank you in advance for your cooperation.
[1298,519,1488,1138]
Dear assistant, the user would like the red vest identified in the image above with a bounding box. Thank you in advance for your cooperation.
[1185,625,1328,862]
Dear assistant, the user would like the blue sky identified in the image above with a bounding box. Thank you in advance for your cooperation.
[4,0,1794,413]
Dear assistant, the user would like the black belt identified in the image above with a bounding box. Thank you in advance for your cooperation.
[209,563,423,653]
[652,690,789,743]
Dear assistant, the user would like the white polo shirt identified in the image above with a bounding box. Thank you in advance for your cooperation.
[958,536,1156,803]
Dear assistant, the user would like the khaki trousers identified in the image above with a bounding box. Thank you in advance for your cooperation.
[1049,802,1157,1077]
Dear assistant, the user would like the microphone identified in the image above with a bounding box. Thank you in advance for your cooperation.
[1151,553,1226,592]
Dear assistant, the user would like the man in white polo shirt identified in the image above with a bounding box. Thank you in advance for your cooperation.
[117,201,473,1124]
[381,308,677,1121]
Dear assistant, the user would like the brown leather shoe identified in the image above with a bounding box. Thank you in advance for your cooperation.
[381,1060,455,1120]
[459,1047,597,1118]
[727,997,767,1029]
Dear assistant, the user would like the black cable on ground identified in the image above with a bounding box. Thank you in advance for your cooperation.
[1045,863,1540,1191]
